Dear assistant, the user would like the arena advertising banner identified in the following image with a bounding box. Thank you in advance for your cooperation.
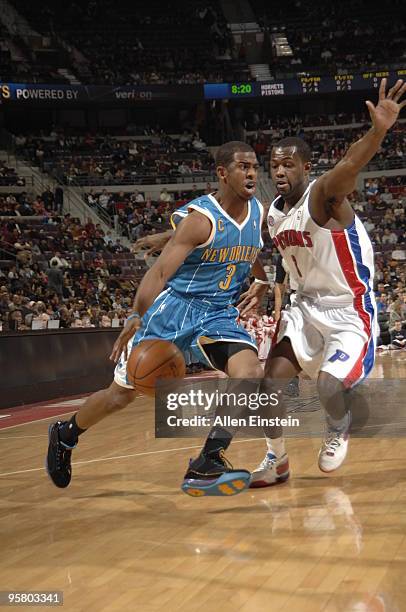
[0,68,405,104]
[0,83,202,104]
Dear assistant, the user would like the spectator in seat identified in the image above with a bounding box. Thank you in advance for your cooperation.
[49,251,70,269]
[34,301,50,324]
[390,321,406,349]
[71,318,84,328]
[392,247,406,261]
[100,313,112,328]
[382,228,398,245]
[133,190,144,203]
[159,188,172,203]
[54,186,64,213]
[9,309,29,331]
[375,198,387,213]
[376,293,388,314]
[14,240,33,266]
[41,186,54,210]
[364,218,375,233]
[99,189,110,209]
[108,259,122,276]
[47,260,64,297]
[388,299,404,327]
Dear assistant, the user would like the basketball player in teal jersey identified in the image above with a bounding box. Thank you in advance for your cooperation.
[46,141,270,497]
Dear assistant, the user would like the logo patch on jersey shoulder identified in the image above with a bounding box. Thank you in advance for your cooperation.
[268,215,274,227]
[253,220,257,229]
[217,219,224,231]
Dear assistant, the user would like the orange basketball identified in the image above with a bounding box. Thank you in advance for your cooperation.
[127,339,186,396]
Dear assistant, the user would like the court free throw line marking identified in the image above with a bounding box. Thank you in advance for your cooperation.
[0,438,263,478]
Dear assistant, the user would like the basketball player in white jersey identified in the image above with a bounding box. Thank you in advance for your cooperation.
[250,78,406,486]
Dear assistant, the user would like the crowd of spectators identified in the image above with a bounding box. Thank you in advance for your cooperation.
[12,117,406,197]
[84,184,214,239]
[241,110,371,132]
[248,122,406,173]
[11,0,245,85]
[350,184,406,349]
[0,201,145,333]
[254,0,406,76]
[3,0,406,86]
[14,129,215,186]
[247,121,406,174]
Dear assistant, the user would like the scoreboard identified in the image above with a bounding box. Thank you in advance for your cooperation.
[0,68,404,105]
[204,68,406,99]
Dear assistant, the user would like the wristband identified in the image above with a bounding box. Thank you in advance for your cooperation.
[254,278,270,285]
[127,312,141,321]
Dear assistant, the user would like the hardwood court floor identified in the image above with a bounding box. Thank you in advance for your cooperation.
[1,352,406,612]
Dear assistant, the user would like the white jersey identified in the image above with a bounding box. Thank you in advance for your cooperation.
[267,181,375,308]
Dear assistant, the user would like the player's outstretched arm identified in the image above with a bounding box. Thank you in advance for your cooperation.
[132,229,173,257]
[273,282,286,323]
[273,255,287,322]
[310,78,406,223]
[110,212,211,363]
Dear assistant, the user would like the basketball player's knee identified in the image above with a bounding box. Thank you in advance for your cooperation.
[104,387,133,414]
[243,363,264,379]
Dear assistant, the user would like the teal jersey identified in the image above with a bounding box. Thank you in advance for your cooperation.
[168,193,264,307]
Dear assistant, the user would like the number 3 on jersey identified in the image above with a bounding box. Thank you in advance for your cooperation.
[219,264,236,290]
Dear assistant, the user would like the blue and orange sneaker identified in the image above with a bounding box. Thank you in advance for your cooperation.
[181,449,250,497]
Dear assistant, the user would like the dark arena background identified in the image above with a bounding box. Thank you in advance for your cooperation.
[0,1,406,610]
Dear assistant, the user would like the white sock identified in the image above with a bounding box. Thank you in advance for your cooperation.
[265,436,286,458]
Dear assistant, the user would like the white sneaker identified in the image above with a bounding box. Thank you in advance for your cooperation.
[249,453,290,488]
[318,432,349,473]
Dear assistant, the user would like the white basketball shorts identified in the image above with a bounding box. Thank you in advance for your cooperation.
[274,293,377,388]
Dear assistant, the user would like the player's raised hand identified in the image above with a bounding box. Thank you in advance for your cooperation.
[366,78,406,133]
[109,316,141,363]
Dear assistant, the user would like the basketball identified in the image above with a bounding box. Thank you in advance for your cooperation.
[127,339,186,396]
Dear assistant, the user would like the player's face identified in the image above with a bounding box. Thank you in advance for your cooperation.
[270,146,310,199]
[220,152,259,199]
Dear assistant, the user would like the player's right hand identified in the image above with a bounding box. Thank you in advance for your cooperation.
[366,78,406,134]
[132,232,172,257]
[109,316,141,363]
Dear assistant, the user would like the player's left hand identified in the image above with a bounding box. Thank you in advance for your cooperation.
[132,232,172,257]
[238,282,268,317]
[109,316,141,363]
[366,78,406,133]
